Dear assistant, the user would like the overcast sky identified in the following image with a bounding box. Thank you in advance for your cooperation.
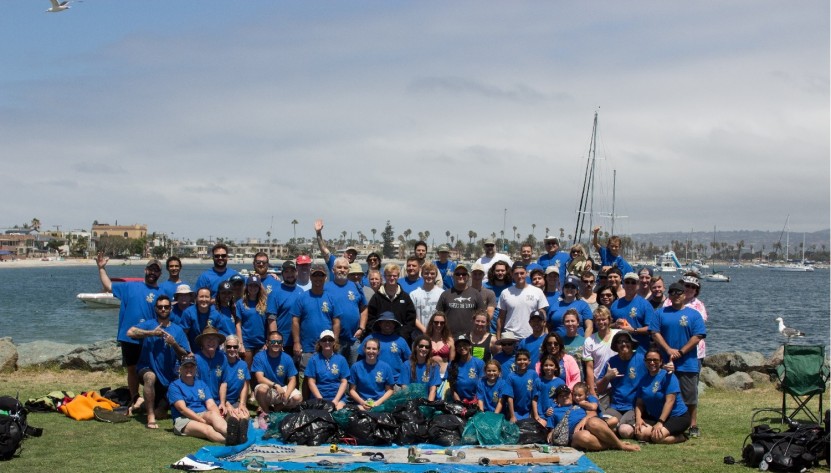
[1,1,828,244]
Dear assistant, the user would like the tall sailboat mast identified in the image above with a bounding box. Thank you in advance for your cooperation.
[574,112,598,245]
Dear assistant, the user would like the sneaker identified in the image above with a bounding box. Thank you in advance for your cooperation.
[238,417,249,445]
[225,417,241,446]
[688,426,701,438]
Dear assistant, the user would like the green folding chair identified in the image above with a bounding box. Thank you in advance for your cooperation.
[774,344,829,424]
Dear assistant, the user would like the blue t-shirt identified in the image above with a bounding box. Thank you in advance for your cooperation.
[476,378,510,413]
[648,306,706,372]
[324,280,367,345]
[179,305,232,352]
[538,251,570,287]
[610,296,654,351]
[195,267,239,298]
[221,357,251,405]
[598,247,634,275]
[518,333,547,368]
[304,352,350,402]
[168,378,212,420]
[159,280,189,300]
[134,320,190,387]
[266,283,303,348]
[398,360,441,389]
[349,359,394,402]
[547,298,594,337]
[195,350,228,403]
[236,298,268,350]
[434,260,457,290]
[291,291,340,353]
[547,404,587,439]
[507,369,539,420]
[608,352,648,412]
[493,351,516,379]
[533,376,566,417]
[637,370,688,419]
[398,276,424,294]
[112,281,161,345]
[251,350,298,387]
[359,333,411,384]
[450,357,485,401]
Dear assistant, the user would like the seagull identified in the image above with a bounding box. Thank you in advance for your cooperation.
[46,0,71,13]
[775,317,805,341]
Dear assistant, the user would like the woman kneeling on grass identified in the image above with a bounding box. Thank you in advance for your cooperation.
[633,345,690,444]
[168,355,243,446]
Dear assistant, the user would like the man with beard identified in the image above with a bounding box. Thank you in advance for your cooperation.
[267,260,304,350]
[436,264,485,337]
[486,260,513,333]
[96,253,162,407]
[398,256,424,294]
[252,251,280,294]
[496,263,548,340]
[128,295,190,429]
[324,257,368,364]
[195,243,239,297]
[475,239,513,283]
[159,256,188,299]
[292,264,341,374]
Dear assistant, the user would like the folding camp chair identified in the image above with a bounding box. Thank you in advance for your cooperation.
[774,344,829,424]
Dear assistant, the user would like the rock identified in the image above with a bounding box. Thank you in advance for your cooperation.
[722,371,754,391]
[17,340,83,368]
[697,381,707,395]
[749,371,773,385]
[55,340,120,371]
[0,337,18,373]
[703,351,767,376]
[700,366,724,389]
[765,346,784,368]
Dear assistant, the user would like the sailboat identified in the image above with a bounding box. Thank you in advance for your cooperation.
[770,216,814,272]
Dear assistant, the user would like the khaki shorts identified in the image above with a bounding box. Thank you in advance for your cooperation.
[173,416,192,435]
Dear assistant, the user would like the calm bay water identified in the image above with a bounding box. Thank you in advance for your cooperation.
[0,263,828,357]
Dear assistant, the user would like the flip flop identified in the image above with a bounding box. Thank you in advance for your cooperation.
[146,422,159,429]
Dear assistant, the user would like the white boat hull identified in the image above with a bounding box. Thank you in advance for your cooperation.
[703,274,730,282]
[77,293,120,308]
[769,264,814,272]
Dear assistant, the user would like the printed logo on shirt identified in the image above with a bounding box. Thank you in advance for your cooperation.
[330,364,339,375]
[492,390,500,404]
[526,379,534,392]
[277,365,285,377]
[347,291,356,301]
[628,367,637,379]
[651,381,660,393]
[146,293,156,303]
[629,307,637,318]
[421,370,429,383]
[265,284,274,295]
[390,342,399,353]
[446,269,453,276]
[468,368,478,379]
[679,315,688,327]
[548,386,557,398]
[198,389,206,400]
[375,370,384,383]
[321,302,330,313]
[237,368,245,380]
[215,366,223,377]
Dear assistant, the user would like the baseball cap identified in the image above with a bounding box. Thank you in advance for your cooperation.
[310,263,327,275]
[296,255,312,265]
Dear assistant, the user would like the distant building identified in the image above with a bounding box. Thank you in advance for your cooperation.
[91,224,148,239]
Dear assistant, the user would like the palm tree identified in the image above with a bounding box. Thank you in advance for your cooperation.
[31,218,41,231]
[736,240,745,261]
[404,229,412,241]
[291,219,299,241]
[531,223,536,238]
[340,230,347,244]
[559,228,565,239]
[468,230,475,243]
[445,230,451,243]
[424,230,430,241]
[512,225,517,241]
[371,228,377,243]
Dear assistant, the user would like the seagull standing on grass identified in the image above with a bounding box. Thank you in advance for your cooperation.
[46,0,71,13]
[775,317,805,341]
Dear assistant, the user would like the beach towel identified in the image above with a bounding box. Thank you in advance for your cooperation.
[58,391,120,421]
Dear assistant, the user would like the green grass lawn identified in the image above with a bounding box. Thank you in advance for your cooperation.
[0,368,827,472]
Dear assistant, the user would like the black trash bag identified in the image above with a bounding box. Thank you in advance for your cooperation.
[345,411,399,446]
[516,418,548,445]
[428,414,466,446]
[279,409,339,446]
[299,398,335,413]
[393,403,429,444]
[373,412,398,445]
[421,399,479,419]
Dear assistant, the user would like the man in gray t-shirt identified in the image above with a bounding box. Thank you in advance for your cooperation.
[436,264,485,337]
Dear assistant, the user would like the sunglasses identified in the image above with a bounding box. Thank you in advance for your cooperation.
[320,338,335,343]
[225,345,239,350]
[213,254,228,259]
[645,358,662,364]
[268,340,284,346]
[254,261,269,266]
[433,321,445,325]
[669,290,684,296]
[417,345,431,349]
[455,273,468,277]
[155,305,171,310]
[624,280,638,285]
[684,284,697,289]
[599,293,614,297]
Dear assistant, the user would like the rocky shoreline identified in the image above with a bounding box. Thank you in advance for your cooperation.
[1,337,827,392]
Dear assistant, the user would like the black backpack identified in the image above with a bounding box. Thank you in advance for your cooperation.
[0,396,43,461]
[742,422,827,472]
